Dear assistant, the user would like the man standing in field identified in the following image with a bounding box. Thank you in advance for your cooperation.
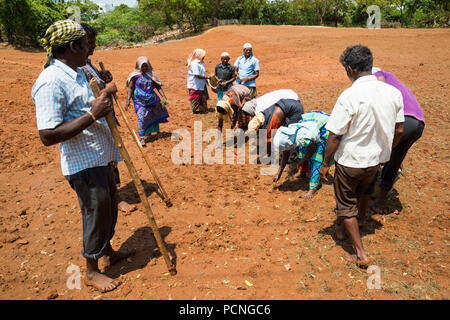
[32,20,133,292]
[320,45,404,266]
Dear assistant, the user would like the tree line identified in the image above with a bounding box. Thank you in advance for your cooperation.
[0,0,448,47]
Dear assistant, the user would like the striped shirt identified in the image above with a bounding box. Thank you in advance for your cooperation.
[32,59,122,176]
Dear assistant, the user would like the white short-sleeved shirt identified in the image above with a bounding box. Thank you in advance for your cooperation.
[187,61,206,91]
[325,75,404,168]
[32,59,122,176]
[255,89,299,113]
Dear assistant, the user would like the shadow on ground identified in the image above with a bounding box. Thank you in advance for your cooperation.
[118,179,164,204]
[105,226,177,278]
[318,189,403,257]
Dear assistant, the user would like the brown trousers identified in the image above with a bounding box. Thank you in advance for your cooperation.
[333,162,379,218]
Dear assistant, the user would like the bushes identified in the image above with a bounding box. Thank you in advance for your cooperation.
[0,0,66,46]
[0,0,99,46]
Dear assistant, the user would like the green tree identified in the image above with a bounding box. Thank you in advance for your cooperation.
[138,0,177,29]
[0,0,67,46]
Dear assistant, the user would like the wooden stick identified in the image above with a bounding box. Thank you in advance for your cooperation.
[90,79,176,276]
[99,62,172,207]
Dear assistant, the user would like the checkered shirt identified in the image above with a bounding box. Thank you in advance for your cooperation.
[32,59,122,176]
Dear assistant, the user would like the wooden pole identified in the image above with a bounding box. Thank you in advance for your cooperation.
[90,79,176,276]
[99,62,172,207]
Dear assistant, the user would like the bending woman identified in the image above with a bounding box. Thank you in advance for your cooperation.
[126,56,169,146]
[272,111,333,198]
[248,98,304,155]
[216,84,253,134]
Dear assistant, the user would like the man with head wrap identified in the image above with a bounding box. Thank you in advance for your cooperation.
[234,43,259,98]
[32,20,133,293]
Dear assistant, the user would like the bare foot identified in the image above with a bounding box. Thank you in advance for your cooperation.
[140,138,146,147]
[84,271,121,293]
[118,201,137,213]
[346,254,369,269]
[302,189,317,199]
[100,248,136,271]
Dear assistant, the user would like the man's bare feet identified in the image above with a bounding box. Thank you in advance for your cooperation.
[118,201,137,213]
[302,189,317,199]
[346,254,369,268]
[84,270,121,293]
[100,248,136,271]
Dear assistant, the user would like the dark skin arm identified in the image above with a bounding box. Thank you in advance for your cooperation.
[273,150,290,183]
[39,83,117,147]
[195,74,208,80]
[237,70,259,84]
[99,70,113,83]
[216,75,236,87]
[319,132,342,181]
[154,82,168,102]
[125,77,136,110]
[273,143,316,183]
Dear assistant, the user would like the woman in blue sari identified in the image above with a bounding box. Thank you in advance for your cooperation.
[126,56,169,146]
[272,111,334,198]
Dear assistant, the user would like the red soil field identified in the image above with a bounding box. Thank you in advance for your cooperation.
[0,25,449,300]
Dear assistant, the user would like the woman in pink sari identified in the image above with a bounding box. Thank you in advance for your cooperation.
[187,49,209,113]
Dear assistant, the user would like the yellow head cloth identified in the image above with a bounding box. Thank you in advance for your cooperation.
[248,112,265,131]
[41,19,86,69]
[215,100,233,122]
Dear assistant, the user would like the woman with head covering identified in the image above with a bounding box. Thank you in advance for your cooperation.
[214,52,236,101]
[234,43,260,98]
[272,111,334,198]
[126,56,169,146]
[215,84,253,138]
[368,67,425,212]
[187,48,209,113]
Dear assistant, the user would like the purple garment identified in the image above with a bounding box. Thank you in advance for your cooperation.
[374,71,424,123]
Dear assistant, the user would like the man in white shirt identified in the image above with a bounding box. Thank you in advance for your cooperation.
[320,45,404,266]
